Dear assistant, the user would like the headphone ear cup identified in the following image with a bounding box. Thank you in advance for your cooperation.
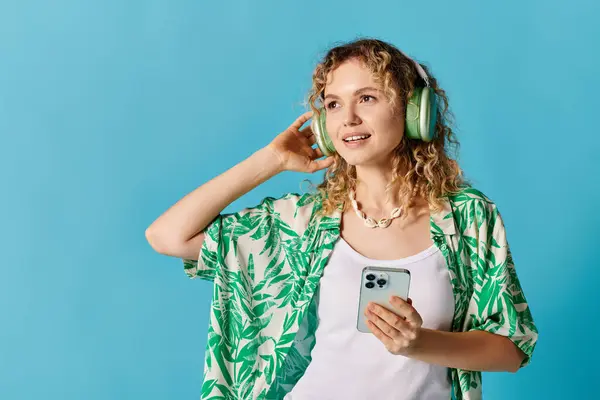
[405,87,438,142]
[405,89,422,140]
[311,109,336,156]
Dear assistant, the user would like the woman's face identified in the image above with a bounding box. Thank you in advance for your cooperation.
[323,58,404,166]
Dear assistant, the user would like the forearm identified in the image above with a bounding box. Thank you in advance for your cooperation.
[146,146,282,245]
[407,329,525,373]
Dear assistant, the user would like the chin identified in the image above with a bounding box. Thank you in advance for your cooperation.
[339,151,380,167]
[341,149,399,169]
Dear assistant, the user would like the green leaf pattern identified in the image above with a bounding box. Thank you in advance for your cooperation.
[183,188,538,400]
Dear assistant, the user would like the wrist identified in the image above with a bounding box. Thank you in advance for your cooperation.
[253,146,285,176]
[260,145,285,174]
[404,327,431,357]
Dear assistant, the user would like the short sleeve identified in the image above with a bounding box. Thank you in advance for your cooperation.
[180,192,316,282]
[469,201,538,367]
[182,213,228,282]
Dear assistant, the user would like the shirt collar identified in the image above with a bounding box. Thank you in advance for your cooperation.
[429,196,456,236]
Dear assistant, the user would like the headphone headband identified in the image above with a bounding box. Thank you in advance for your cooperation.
[398,50,430,88]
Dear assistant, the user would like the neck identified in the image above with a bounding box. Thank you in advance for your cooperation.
[352,164,407,216]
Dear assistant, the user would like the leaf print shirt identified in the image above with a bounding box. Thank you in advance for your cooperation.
[182,186,538,400]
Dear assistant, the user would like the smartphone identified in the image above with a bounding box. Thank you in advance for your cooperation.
[356,266,411,333]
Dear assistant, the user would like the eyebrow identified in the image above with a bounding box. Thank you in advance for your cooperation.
[323,86,382,101]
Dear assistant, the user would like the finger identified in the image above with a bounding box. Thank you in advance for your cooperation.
[366,319,395,347]
[290,111,314,131]
[390,296,422,326]
[312,146,323,158]
[369,304,410,333]
[307,156,334,172]
[299,125,314,139]
[367,309,403,340]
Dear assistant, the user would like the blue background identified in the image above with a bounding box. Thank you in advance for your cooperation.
[1,1,599,398]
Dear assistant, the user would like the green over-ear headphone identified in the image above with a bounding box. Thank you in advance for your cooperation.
[310,52,438,157]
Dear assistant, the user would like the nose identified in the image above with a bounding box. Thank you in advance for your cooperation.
[343,105,361,127]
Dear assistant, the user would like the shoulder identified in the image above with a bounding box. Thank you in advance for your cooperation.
[234,191,324,236]
[252,191,323,215]
[447,185,500,213]
[445,185,504,233]
[447,185,495,206]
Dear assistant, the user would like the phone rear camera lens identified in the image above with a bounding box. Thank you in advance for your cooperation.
[377,279,386,285]
[365,282,375,289]
[366,274,376,281]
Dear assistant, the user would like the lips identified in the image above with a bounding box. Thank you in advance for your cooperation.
[342,133,372,142]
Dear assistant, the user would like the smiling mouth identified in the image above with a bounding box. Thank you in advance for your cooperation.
[343,134,372,142]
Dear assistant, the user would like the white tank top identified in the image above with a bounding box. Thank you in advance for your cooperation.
[285,237,455,400]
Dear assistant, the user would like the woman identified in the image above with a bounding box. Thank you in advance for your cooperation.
[146,38,538,400]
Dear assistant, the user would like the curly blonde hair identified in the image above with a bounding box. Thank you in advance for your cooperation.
[306,37,466,216]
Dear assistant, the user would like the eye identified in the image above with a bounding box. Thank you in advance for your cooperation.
[361,95,376,102]
[325,95,375,110]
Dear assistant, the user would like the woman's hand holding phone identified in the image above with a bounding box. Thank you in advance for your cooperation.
[364,296,424,356]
